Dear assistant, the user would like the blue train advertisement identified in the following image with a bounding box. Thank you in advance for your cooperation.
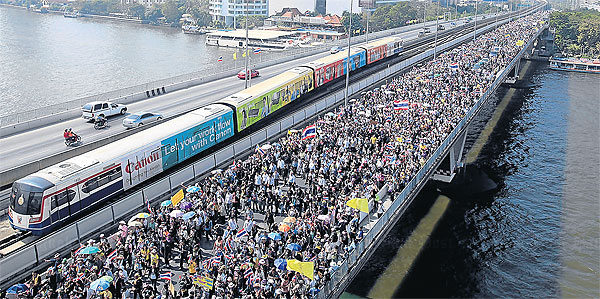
[160,111,235,170]
[343,52,366,73]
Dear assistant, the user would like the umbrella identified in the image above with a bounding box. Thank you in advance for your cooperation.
[169,210,184,218]
[282,217,296,223]
[128,219,143,227]
[349,99,357,103]
[131,213,150,221]
[268,232,281,241]
[78,246,100,255]
[99,276,113,283]
[317,215,329,221]
[274,258,287,270]
[186,186,201,193]
[358,111,366,116]
[278,224,290,233]
[375,104,386,108]
[160,200,172,207]
[286,243,301,251]
[182,211,196,220]
[325,112,335,117]
[7,283,28,295]
[180,201,193,210]
[211,169,222,174]
[90,278,110,292]
[261,144,272,150]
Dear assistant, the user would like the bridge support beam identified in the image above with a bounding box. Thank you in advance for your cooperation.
[504,58,521,84]
[432,127,468,183]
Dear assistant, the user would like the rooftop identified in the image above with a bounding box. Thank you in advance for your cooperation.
[207,29,298,40]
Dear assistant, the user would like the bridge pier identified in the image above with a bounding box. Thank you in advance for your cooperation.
[505,58,521,84]
[432,127,468,183]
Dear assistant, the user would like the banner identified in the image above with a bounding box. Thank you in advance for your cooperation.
[121,142,164,190]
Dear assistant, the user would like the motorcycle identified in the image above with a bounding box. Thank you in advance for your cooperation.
[65,134,81,146]
[94,119,108,130]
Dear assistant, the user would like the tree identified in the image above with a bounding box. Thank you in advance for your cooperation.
[128,4,146,19]
[146,5,164,23]
[342,10,364,35]
[550,9,600,58]
[162,0,183,24]
[235,15,267,29]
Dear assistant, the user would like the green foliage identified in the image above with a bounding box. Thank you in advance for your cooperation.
[550,9,600,58]
[128,4,146,19]
[145,5,164,23]
[235,15,267,29]
[161,0,182,23]
[369,2,418,31]
[342,11,364,34]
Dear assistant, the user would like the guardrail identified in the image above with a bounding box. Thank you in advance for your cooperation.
[320,16,547,299]
[0,14,490,131]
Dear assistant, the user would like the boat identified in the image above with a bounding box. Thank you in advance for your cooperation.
[549,57,600,74]
[182,25,207,35]
[64,11,79,18]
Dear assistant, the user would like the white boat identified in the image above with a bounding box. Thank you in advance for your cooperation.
[63,11,79,18]
[549,57,600,74]
[182,25,207,35]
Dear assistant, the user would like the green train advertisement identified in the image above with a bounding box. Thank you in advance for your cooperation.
[236,72,314,132]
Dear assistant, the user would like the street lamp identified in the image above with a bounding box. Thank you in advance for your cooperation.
[344,0,353,107]
[244,0,249,89]
[434,1,439,59]
[473,0,478,42]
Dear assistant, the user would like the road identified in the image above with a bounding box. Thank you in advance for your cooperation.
[0,17,480,174]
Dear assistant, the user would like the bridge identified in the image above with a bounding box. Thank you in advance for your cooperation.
[0,4,549,294]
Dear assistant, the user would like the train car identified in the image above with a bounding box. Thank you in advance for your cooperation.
[302,48,367,89]
[218,67,314,132]
[8,104,235,235]
[358,37,404,65]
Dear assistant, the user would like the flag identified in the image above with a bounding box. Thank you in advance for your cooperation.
[255,144,265,156]
[198,276,214,290]
[286,259,314,280]
[346,198,369,213]
[385,115,392,122]
[516,40,524,46]
[337,108,344,119]
[242,51,247,57]
[385,143,394,151]
[354,29,361,34]
[171,189,184,207]
[233,52,237,60]
[449,62,458,70]
[106,249,117,262]
[210,256,221,267]
[393,100,409,111]
[230,160,237,171]
[217,56,223,62]
[236,228,248,238]
[244,268,253,279]
[254,48,261,54]
[160,272,172,281]
[74,244,85,256]
[301,125,317,140]
[224,254,234,263]
[146,198,152,214]
[76,273,85,281]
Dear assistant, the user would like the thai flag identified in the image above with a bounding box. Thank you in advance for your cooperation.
[385,115,392,122]
[255,145,265,156]
[310,255,317,262]
[337,108,344,120]
[394,101,409,111]
[217,56,223,62]
[323,195,329,201]
[449,62,458,70]
[224,254,234,263]
[254,48,261,54]
[210,256,221,267]
[383,153,394,161]
[160,272,172,281]
[106,249,117,262]
[76,273,85,281]
[230,160,237,171]
[202,259,209,269]
[244,268,253,279]
[301,125,317,140]
[146,198,152,214]
[385,143,394,151]
[236,228,247,238]
[74,244,85,256]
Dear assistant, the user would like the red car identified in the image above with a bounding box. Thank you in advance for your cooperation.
[237,69,259,79]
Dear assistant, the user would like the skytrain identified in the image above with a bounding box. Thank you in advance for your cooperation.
[8,37,403,235]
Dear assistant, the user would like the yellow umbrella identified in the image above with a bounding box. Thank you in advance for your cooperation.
[282,217,296,223]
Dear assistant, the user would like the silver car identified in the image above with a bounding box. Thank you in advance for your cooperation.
[122,112,163,128]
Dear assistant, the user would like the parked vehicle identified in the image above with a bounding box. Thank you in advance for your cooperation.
[438,24,445,31]
[82,101,127,120]
[330,46,344,54]
[423,27,431,33]
[123,112,163,128]
[237,69,259,79]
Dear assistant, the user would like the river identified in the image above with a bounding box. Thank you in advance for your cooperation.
[0,6,268,116]
[343,63,599,297]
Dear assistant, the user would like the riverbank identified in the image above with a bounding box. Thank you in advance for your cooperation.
[0,3,143,24]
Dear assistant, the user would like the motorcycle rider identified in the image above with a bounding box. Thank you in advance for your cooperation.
[67,128,77,143]
[95,115,106,128]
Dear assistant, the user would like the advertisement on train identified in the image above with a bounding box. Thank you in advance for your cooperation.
[160,111,235,170]
[236,72,314,132]
[121,142,164,190]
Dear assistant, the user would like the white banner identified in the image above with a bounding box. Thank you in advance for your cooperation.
[121,142,164,190]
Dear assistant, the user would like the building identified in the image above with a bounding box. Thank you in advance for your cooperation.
[209,0,269,27]
[120,0,166,7]
[315,0,326,15]
[263,7,344,33]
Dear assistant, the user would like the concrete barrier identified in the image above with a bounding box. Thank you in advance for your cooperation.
[249,130,267,146]
[280,115,294,131]
[214,145,234,166]
[0,246,37,280]
[193,156,216,178]
[232,138,252,156]
[143,177,171,200]
[293,110,305,124]
[266,122,281,139]
[112,191,144,220]
[76,206,112,237]
[35,225,78,260]
[169,167,195,189]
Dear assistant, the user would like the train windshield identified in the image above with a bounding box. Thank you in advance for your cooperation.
[10,182,43,215]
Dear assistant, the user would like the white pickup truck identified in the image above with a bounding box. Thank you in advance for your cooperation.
[81,101,127,120]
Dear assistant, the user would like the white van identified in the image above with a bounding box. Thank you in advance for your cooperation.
[81,101,127,120]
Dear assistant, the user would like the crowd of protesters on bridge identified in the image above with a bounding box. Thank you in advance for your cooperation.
[3,12,547,299]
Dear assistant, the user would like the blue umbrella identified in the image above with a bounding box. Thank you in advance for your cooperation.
[160,200,172,207]
[90,278,110,292]
[268,232,281,241]
[274,258,287,270]
[186,186,201,193]
[286,243,301,251]
[182,211,196,221]
[7,283,29,295]
[79,246,100,255]
[309,287,320,296]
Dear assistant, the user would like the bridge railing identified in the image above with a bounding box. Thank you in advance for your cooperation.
[0,15,483,128]
[319,16,547,299]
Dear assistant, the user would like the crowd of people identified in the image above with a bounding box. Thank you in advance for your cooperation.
[5,12,546,299]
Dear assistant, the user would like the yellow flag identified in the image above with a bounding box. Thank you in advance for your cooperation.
[233,52,237,60]
[242,50,247,57]
[354,29,361,34]
[171,189,184,206]
[346,198,369,213]
[286,259,314,280]
[169,281,175,296]
[516,40,524,47]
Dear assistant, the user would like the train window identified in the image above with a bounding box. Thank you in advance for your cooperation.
[27,192,42,215]
[110,167,122,181]
[82,178,98,193]
[51,197,58,210]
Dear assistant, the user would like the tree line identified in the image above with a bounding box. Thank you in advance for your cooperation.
[550,9,600,58]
